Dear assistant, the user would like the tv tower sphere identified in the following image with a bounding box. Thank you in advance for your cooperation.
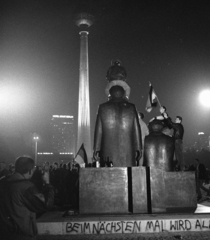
[74,13,94,27]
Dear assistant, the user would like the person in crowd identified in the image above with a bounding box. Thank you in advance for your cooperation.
[138,112,149,166]
[0,162,10,179]
[58,163,68,207]
[0,156,54,239]
[174,164,180,172]
[31,166,43,191]
[160,107,184,171]
[195,158,209,201]
[52,161,59,171]
[50,162,61,207]
[8,163,15,175]
[188,164,196,171]
[42,161,50,173]
[64,164,79,208]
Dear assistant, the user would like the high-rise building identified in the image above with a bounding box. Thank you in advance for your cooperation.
[51,115,75,154]
[196,132,210,151]
[74,13,94,161]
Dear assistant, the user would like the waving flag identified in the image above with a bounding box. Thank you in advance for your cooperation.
[74,144,88,167]
[145,82,158,112]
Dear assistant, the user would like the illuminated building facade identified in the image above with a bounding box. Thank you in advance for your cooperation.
[51,115,75,154]
[196,132,210,151]
[74,13,94,161]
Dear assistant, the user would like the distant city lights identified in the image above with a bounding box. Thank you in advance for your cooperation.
[52,115,74,118]
[59,152,73,155]
[37,152,73,155]
[38,152,53,155]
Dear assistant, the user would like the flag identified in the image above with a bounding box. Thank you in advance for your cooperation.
[74,144,88,167]
[145,83,158,112]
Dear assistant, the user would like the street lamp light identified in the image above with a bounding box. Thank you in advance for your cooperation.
[199,90,210,108]
[33,135,39,166]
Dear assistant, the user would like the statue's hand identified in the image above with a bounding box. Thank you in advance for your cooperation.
[93,151,99,161]
[135,150,142,161]
[42,171,50,184]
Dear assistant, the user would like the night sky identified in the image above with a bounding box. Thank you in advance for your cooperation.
[1,0,210,158]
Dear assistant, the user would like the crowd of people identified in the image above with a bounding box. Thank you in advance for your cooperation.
[0,161,80,207]
[31,161,80,209]
[0,158,86,239]
[0,155,210,239]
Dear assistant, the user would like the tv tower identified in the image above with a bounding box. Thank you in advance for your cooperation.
[74,13,94,161]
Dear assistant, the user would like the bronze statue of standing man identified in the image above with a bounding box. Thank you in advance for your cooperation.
[93,61,142,167]
[93,85,142,167]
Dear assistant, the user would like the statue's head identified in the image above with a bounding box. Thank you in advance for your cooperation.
[109,86,125,99]
[148,119,164,133]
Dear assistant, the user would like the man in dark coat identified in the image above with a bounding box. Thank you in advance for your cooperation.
[93,85,142,167]
[0,156,54,239]
[160,107,184,171]
[0,162,10,179]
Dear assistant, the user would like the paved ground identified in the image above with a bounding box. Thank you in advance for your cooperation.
[37,231,210,240]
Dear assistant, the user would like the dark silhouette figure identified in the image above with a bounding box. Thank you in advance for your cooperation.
[93,85,142,167]
[144,119,175,171]
[0,156,54,239]
[195,158,209,200]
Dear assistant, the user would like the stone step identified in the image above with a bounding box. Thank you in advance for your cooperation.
[37,203,210,236]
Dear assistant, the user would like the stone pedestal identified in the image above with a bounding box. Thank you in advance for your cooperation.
[79,168,129,214]
[149,168,197,213]
[132,167,148,213]
[165,171,197,213]
[149,168,166,213]
[79,167,196,215]
[79,167,148,214]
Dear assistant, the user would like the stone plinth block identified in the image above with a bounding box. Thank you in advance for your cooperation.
[79,168,129,214]
[132,167,148,213]
[150,168,197,213]
[150,168,166,213]
[165,171,197,213]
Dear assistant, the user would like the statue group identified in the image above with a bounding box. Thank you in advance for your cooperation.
[79,61,197,215]
[93,60,175,171]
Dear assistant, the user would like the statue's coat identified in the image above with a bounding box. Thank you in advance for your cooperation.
[94,86,142,167]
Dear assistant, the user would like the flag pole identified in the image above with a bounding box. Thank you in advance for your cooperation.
[156,96,162,108]
[149,81,162,108]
